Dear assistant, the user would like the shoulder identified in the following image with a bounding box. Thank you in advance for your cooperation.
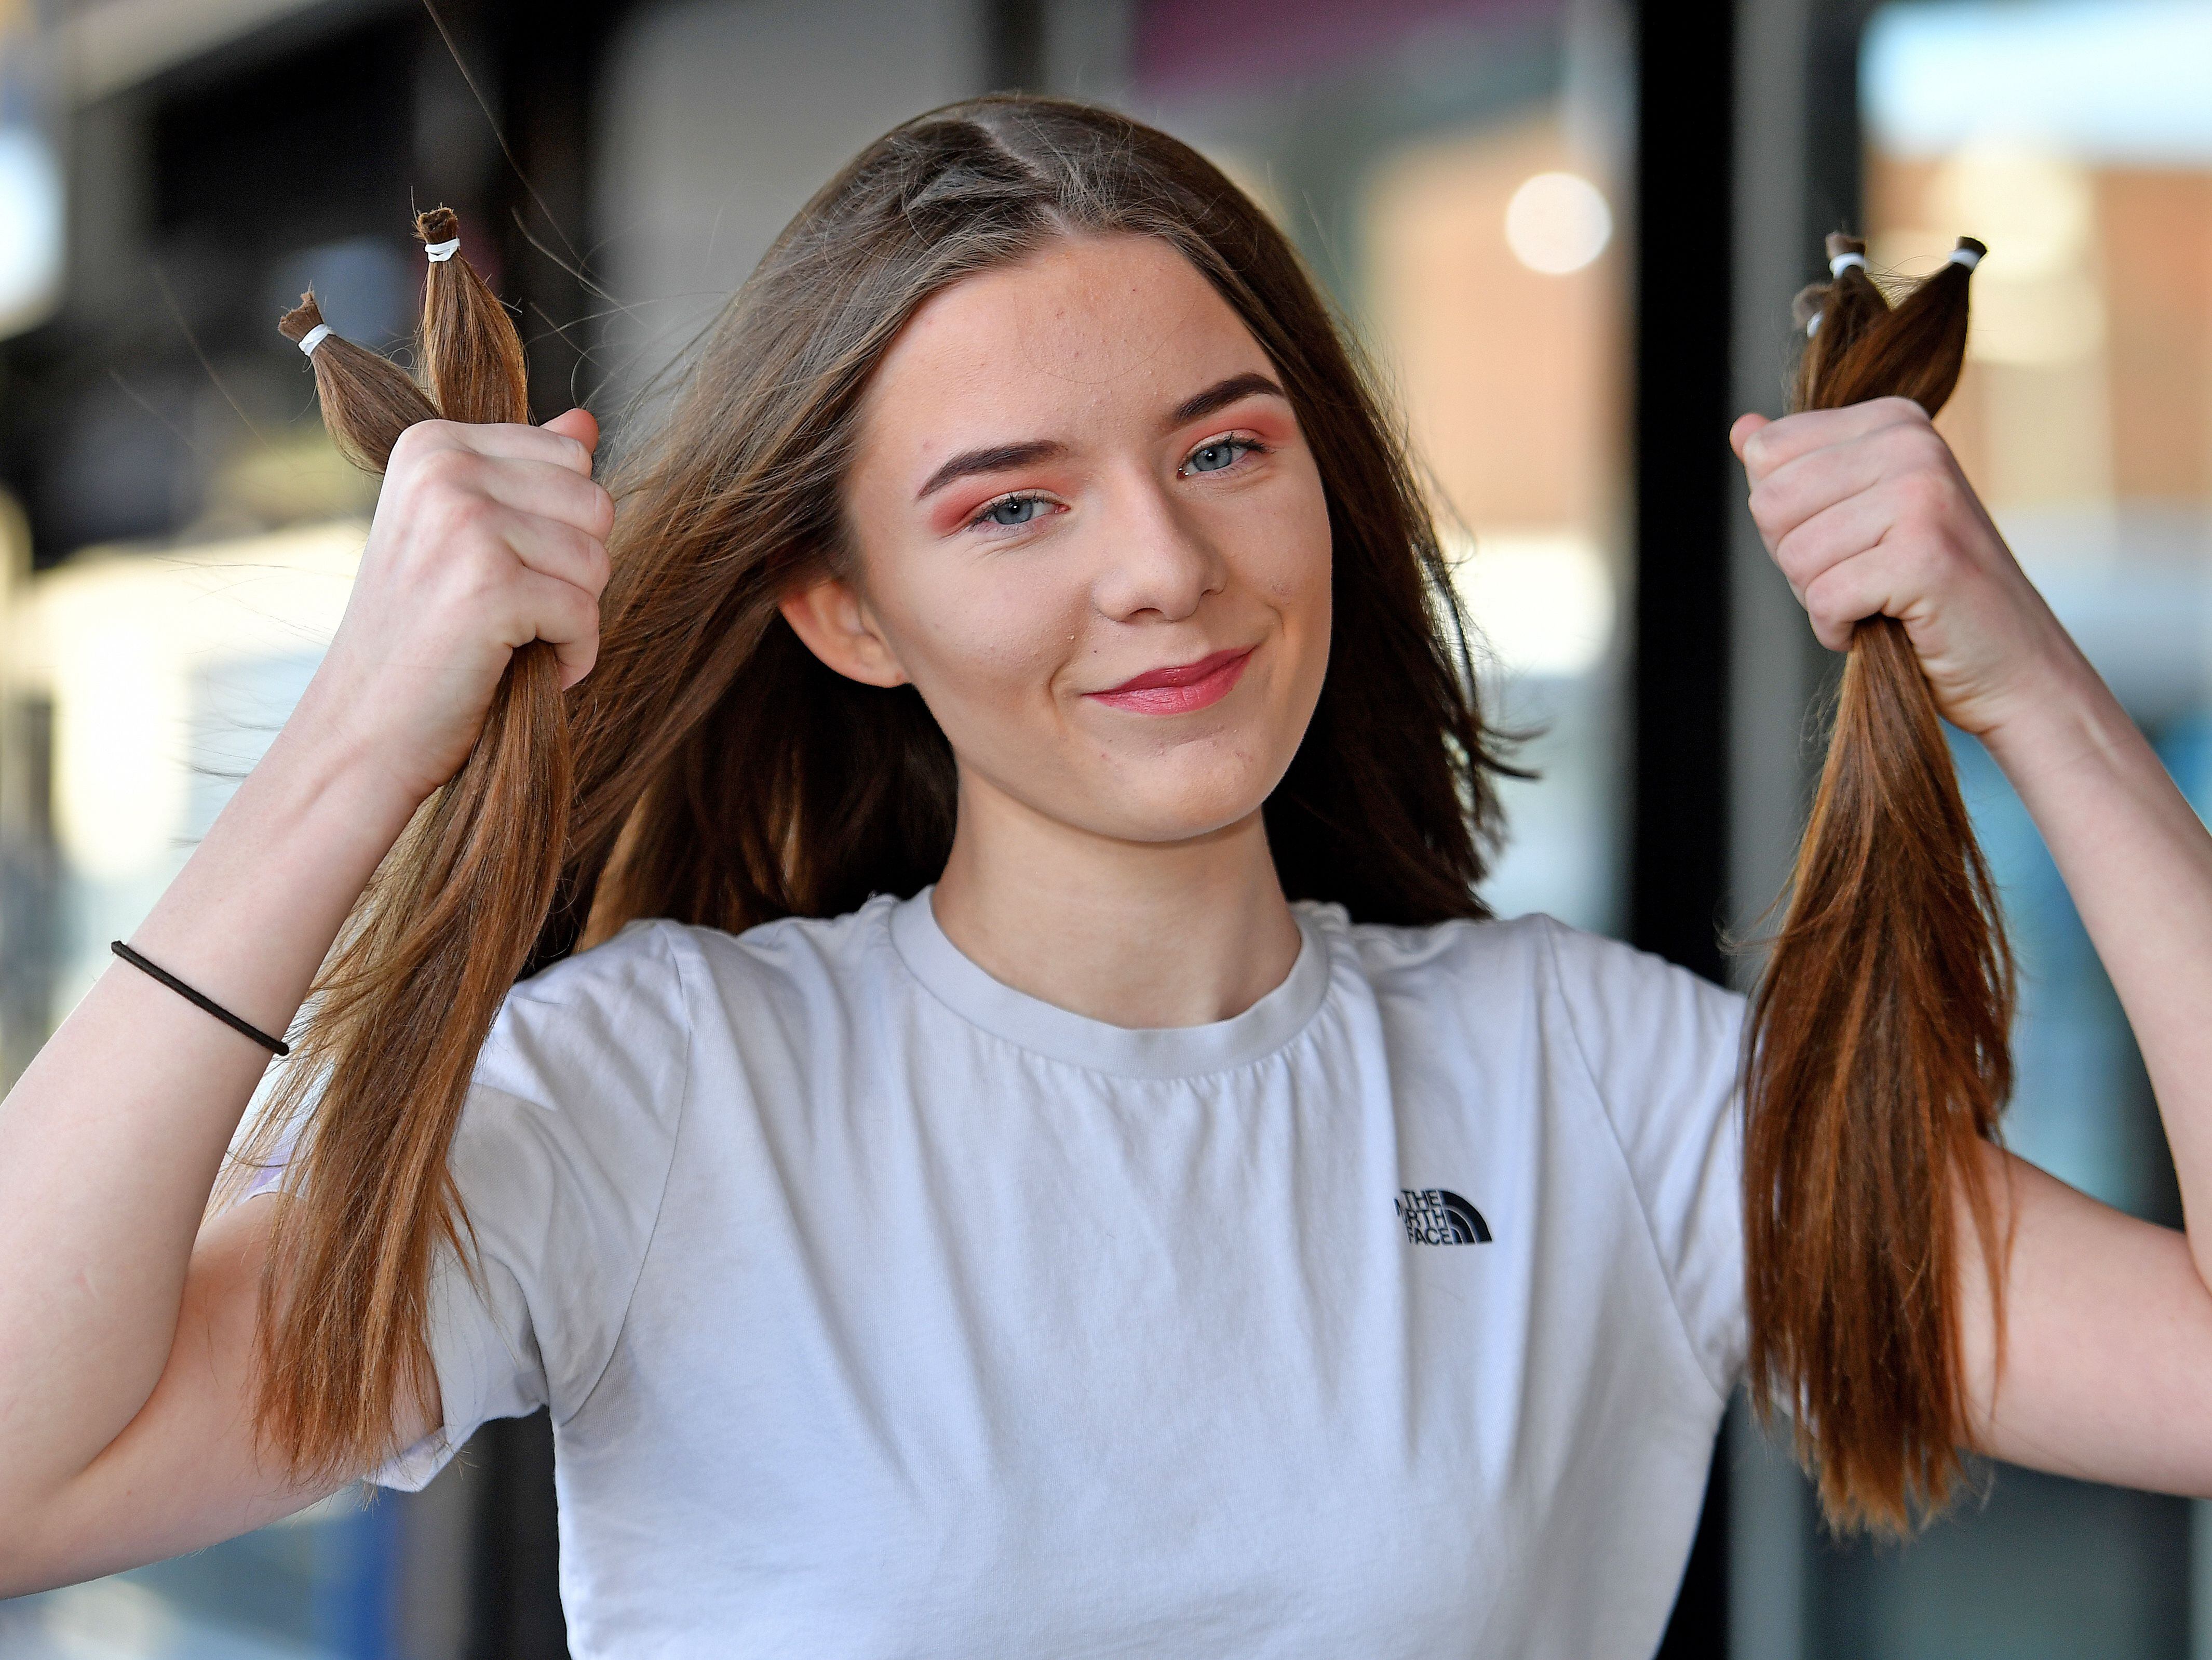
[497,897,912,1091]
[1295,905,1559,1030]
[683,894,901,989]
[1306,903,1555,989]
[1307,903,1733,1012]
[485,897,898,1079]
[475,916,698,1116]
[644,894,906,1043]
[1520,913,1746,1047]
[1304,903,1744,1086]
[1518,914,1744,1094]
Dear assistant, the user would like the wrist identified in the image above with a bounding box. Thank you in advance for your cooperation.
[258,694,430,852]
[123,687,431,1032]
[1974,637,2139,796]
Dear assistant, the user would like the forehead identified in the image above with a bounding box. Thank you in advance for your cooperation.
[859,234,1274,448]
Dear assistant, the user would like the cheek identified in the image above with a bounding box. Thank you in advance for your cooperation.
[1239,470,1333,624]
[839,460,1078,706]
[879,556,1084,715]
[1263,480,1335,733]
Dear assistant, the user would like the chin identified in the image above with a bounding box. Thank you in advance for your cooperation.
[1090,749,1286,846]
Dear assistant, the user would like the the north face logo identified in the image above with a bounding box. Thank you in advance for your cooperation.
[1396,1188,1492,1245]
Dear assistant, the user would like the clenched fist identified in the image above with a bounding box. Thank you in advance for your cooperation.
[292,407,614,809]
[1733,396,2078,742]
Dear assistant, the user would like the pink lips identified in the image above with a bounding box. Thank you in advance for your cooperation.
[1085,646,1255,715]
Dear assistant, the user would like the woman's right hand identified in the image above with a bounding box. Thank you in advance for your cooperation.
[294,407,614,808]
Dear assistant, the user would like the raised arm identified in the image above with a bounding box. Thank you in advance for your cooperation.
[0,410,612,1595]
[1736,396,2212,1496]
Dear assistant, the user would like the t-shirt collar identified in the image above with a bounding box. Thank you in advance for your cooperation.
[886,885,1333,1079]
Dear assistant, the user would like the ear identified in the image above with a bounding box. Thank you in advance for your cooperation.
[779,574,910,689]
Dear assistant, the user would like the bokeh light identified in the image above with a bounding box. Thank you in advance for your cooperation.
[1503,170,1612,274]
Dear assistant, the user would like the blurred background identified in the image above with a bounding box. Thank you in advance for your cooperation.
[0,0,2205,1654]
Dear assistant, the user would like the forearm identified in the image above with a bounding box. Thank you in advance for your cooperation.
[1980,639,2212,1268]
[0,694,421,1508]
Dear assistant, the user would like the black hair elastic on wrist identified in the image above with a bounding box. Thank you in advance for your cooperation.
[110,941,291,1056]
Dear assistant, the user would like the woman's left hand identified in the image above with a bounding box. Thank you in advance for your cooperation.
[1732,395,2081,740]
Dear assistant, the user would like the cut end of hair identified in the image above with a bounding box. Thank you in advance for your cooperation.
[1955,236,1988,261]
[416,206,462,248]
[1825,232,1868,261]
[278,291,326,344]
[1755,227,2012,1535]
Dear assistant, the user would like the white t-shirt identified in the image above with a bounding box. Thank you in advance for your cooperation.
[378,888,1747,1659]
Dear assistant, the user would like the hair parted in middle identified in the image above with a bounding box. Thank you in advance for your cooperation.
[244,93,1519,1481]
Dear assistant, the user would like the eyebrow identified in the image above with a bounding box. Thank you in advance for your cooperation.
[916,440,1065,502]
[1168,371,1287,427]
[911,372,1289,502]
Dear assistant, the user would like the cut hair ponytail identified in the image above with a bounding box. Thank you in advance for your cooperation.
[276,292,437,472]
[242,208,573,1478]
[1745,235,2017,1532]
[1790,234,1889,391]
[415,207,530,426]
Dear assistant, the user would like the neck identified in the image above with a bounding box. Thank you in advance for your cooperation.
[929,775,1303,1029]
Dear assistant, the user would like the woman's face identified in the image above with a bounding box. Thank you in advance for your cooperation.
[787,233,1333,848]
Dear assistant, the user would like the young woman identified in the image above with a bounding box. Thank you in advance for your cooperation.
[5,96,2212,1657]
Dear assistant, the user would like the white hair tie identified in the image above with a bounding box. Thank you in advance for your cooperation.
[424,238,462,263]
[1805,312,1823,339]
[1947,244,1982,270]
[1829,251,1868,277]
[296,323,333,356]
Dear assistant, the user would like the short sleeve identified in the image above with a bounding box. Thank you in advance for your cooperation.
[1538,917,1748,1401]
[372,920,693,1491]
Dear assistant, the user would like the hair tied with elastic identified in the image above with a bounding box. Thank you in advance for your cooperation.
[254,207,571,1481]
[414,206,530,427]
[1747,231,2016,1534]
[275,291,436,474]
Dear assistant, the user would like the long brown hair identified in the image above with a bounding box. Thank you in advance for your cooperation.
[251,205,576,1479]
[1745,235,2016,1533]
[243,95,1515,1479]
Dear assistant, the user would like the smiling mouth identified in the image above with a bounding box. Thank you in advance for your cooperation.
[1085,646,1256,715]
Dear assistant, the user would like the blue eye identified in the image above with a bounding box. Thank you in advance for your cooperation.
[980,494,1048,528]
[1185,438,1249,475]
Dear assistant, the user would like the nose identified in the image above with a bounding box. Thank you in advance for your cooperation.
[1089,465,1228,624]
